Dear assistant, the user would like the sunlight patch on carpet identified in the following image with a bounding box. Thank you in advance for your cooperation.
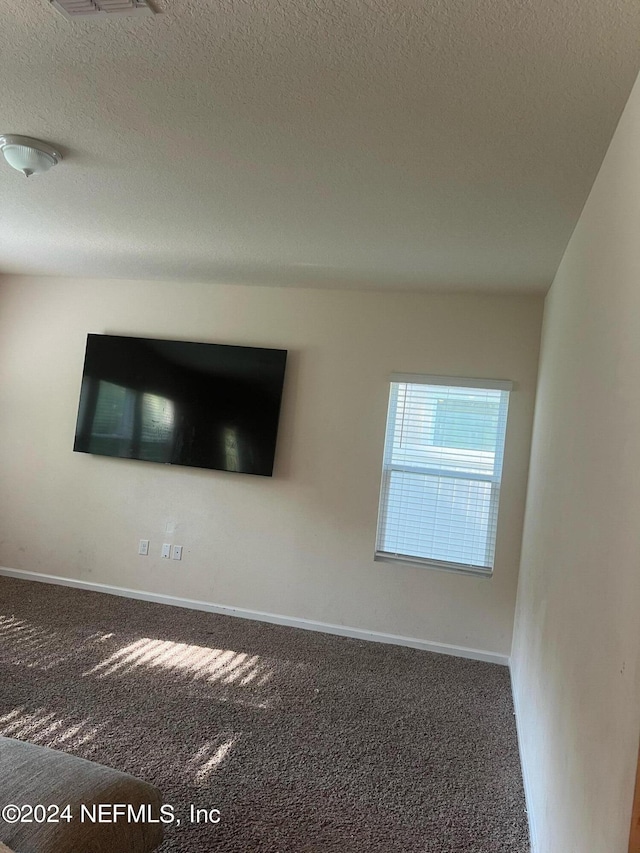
[186,735,240,785]
[0,615,123,671]
[0,615,62,668]
[0,706,104,751]
[83,637,273,688]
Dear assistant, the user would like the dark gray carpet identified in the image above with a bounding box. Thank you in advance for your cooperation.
[0,577,529,852]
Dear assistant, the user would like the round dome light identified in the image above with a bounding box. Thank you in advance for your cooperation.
[0,135,62,178]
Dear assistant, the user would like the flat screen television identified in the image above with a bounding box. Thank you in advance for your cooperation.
[73,334,287,476]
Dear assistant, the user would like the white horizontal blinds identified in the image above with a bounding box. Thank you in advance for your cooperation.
[376,377,511,570]
[141,393,174,445]
[93,381,132,437]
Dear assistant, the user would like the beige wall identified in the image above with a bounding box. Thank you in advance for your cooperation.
[0,277,542,656]
[511,75,640,850]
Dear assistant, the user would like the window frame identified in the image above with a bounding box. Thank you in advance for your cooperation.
[374,373,512,578]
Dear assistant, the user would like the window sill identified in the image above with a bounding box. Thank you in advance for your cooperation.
[374,551,493,578]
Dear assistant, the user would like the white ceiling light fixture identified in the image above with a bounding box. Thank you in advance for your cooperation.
[0,135,62,178]
[49,0,153,19]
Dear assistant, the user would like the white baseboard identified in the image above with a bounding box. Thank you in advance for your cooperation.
[510,666,539,852]
[0,566,509,666]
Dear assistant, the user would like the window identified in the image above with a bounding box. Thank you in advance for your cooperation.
[375,374,512,576]
[85,380,175,462]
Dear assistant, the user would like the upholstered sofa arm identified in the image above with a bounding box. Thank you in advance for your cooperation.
[0,736,163,853]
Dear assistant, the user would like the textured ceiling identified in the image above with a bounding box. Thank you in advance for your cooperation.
[0,0,639,291]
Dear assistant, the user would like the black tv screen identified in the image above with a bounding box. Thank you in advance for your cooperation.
[73,334,287,476]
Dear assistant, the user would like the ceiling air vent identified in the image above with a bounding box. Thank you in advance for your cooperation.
[49,0,153,18]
